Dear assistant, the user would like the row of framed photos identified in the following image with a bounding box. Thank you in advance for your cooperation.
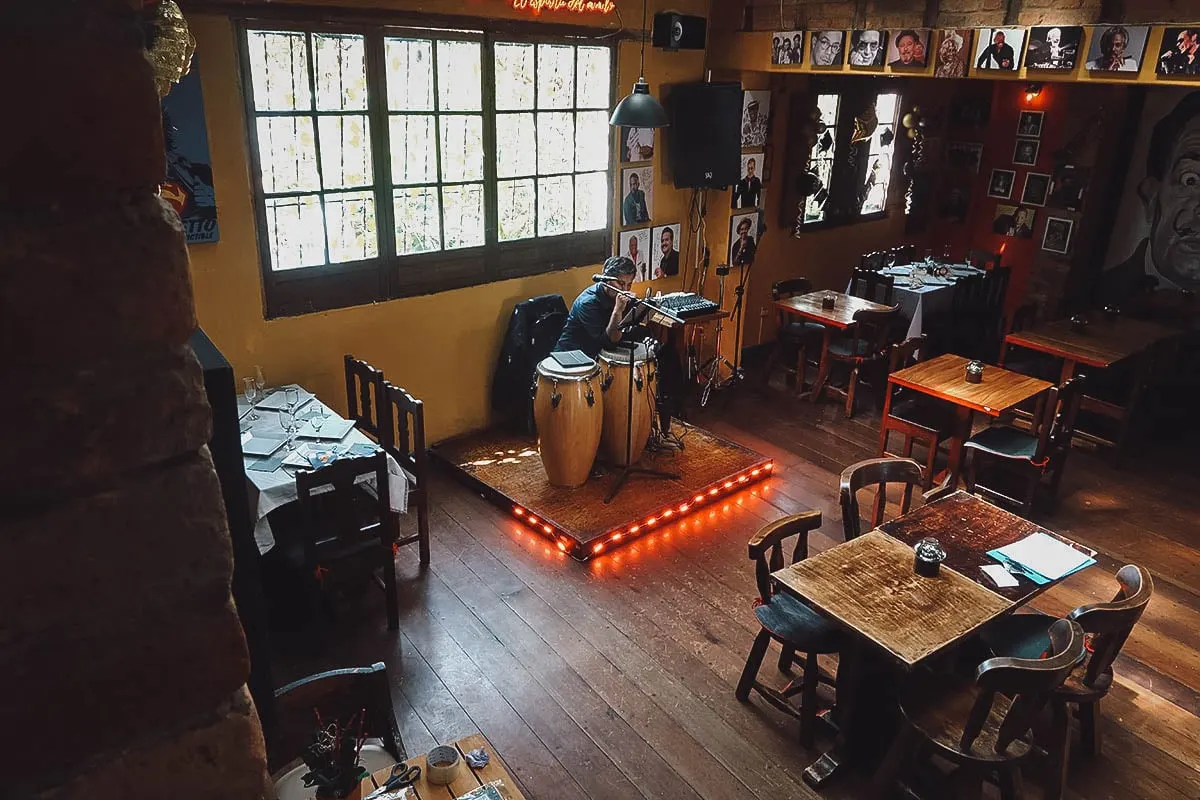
[770,26,1200,77]
[617,210,764,281]
[988,203,1076,255]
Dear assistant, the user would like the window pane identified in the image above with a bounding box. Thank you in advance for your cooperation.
[816,93,840,128]
[875,92,899,124]
[576,47,611,109]
[442,184,485,249]
[317,115,372,189]
[437,41,482,112]
[538,175,573,236]
[496,113,536,178]
[247,30,311,112]
[575,171,607,232]
[394,187,440,255]
[325,191,378,262]
[440,116,484,182]
[498,178,535,241]
[389,115,437,185]
[495,43,535,110]
[385,38,434,111]
[256,116,320,193]
[574,110,609,172]
[314,34,367,111]
[537,112,574,174]
[265,194,325,269]
[537,44,575,109]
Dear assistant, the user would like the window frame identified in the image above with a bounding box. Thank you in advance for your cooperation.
[235,16,616,319]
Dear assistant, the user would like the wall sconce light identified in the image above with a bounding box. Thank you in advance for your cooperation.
[1025,82,1043,102]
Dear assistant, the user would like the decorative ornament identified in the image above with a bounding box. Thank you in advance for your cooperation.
[880,127,895,147]
[145,0,196,98]
[850,104,878,144]
[819,130,834,152]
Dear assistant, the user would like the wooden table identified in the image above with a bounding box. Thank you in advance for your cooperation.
[774,291,893,401]
[355,734,525,800]
[884,353,1053,488]
[1002,314,1177,449]
[771,491,1095,788]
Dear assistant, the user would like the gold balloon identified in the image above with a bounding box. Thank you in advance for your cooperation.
[901,112,915,129]
[147,1,196,98]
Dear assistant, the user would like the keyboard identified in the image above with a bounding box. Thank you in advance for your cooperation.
[654,292,721,319]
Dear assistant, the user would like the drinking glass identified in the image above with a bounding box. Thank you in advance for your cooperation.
[285,387,300,412]
[253,365,266,392]
[942,244,952,263]
[243,377,259,421]
[311,404,328,438]
[281,408,298,451]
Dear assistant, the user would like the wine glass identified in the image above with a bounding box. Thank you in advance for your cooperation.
[254,365,266,392]
[243,377,259,421]
[285,387,300,414]
[942,243,952,263]
[281,408,298,451]
[311,404,328,438]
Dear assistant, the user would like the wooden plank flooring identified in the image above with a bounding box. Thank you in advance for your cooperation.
[273,387,1200,800]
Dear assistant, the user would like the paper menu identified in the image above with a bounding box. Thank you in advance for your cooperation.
[993,532,1095,581]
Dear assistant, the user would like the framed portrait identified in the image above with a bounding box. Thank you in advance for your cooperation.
[992,204,1036,239]
[987,168,1016,199]
[1021,172,1052,207]
[1049,164,1089,211]
[1016,110,1044,138]
[741,90,771,148]
[849,29,889,68]
[650,223,681,279]
[617,228,653,282]
[729,211,759,266]
[974,27,1025,71]
[620,127,654,163]
[810,30,846,67]
[1042,216,1074,254]
[772,31,805,65]
[1155,27,1200,76]
[620,165,653,226]
[1013,137,1040,166]
[934,29,973,78]
[887,29,931,69]
[1087,25,1150,72]
[947,141,984,172]
[1025,26,1083,70]
[732,154,764,209]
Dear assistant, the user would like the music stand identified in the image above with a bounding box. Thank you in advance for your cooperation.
[604,293,680,504]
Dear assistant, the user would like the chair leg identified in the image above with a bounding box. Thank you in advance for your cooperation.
[736,630,772,702]
[799,651,820,749]
[845,366,859,418]
[1046,699,1071,800]
[998,766,1024,800]
[778,645,795,672]
[1021,468,1038,517]
[923,435,938,491]
[383,546,399,631]
[417,491,431,566]
[965,452,978,494]
[795,346,807,395]
[1078,701,1099,757]
[761,341,782,388]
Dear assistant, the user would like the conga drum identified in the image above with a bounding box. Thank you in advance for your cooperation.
[598,344,657,466]
[532,357,604,488]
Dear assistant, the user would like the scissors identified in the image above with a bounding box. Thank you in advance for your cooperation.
[364,763,421,799]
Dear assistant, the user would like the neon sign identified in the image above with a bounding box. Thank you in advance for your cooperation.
[511,0,617,16]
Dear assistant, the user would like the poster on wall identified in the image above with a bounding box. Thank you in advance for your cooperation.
[161,55,219,244]
[974,28,1025,71]
[934,29,972,77]
[849,30,888,68]
[741,91,770,147]
[620,127,654,163]
[810,31,845,67]
[729,212,759,266]
[620,165,653,225]
[732,154,763,209]
[1102,88,1200,298]
[993,204,1036,239]
[772,31,804,65]
[617,228,652,282]
[651,224,681,279]
[1086,25,1149,72]
[1025,26,1082,70]
[1155,28,1200,76]
[887,29,930,69]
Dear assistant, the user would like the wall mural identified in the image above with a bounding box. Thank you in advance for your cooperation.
[161,54,219,244]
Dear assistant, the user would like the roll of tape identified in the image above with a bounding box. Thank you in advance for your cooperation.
[425,745,461,786]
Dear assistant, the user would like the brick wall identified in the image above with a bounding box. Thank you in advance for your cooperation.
[0,1,270,796]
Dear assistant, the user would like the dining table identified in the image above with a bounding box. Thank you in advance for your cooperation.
[861,262,986,340]
[771,490,1097,788]
[774,290,893,401]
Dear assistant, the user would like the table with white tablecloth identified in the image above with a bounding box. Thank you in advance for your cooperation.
[846,263,984,339]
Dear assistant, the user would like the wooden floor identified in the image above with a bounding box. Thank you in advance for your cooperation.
[273,383,1200,800]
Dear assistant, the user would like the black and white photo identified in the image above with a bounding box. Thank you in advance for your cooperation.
[1087,25,1149,72]
[1021,172,1051,207]
[974,27,1024,71]
[993,204,1036,239]
[1042,216,1074,254]
[741,90,771,148]
[810,30,845,67]
[1025,26,1082,70]
[772,31,805,65]
[1157,27,1200,76]
[1017,110,1044,138]
[1049,164,1089,211]
[1013,137,1040,166]
[620,127,654,163]
[732,154,763,209]
[651,224,681,279]
[987,168,1015,199]
[620,166,653,225]
[617,228,652,282]
[729,212,759,266]
[849,29,888,68]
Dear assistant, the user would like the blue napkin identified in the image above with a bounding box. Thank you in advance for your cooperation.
[985,549,1095,585]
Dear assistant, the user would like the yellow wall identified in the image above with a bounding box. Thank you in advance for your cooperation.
[187,1,707,443]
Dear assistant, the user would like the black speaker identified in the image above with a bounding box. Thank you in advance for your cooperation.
[652,11,707,51]
[666,82,742,189]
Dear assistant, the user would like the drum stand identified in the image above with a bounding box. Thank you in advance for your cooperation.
[605,297,679,504]
[697,264,739,408]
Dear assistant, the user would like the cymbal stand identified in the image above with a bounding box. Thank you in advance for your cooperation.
[697,264,737,408]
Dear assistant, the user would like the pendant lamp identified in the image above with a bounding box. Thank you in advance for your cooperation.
[609,0,669,129]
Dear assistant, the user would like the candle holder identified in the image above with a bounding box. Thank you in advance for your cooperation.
[1069,313,1090,333]
[965,359,984,384]
[821,294,836,309]
[914,537,946,577]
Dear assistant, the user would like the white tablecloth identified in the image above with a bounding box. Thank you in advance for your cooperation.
[846,263,983,338]
[239,388,409,555]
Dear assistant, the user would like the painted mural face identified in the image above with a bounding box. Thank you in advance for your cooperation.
[1144,116,1200,289]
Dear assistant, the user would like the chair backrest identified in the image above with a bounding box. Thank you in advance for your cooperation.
[889,244,915,265]
[295,452,390,568]
[839,457,925,539]
[1009,302,1039,334]
[850,268,895,305]
[1069,564,1153,688]
[964,619,1086,754]
[771,277,814,301]
[270,662,403,774]
[1047,374,1086,454]
[888,334,927,373]
[530,310,566,361]
[982,265,1011,315]
[747,510,823,603]
[382,381,427,488]
[344,355,390,443]
[968,248,1000,270]
[952,272,985,317]
[847,305,902,359]
[860,251,887,271]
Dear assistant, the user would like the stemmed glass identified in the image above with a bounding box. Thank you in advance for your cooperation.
[243,377,260,421]
[285,387,300,414]
[281,408,299,451]
[311,404,328,439]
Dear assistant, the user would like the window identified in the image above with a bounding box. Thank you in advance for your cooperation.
[239,20,613,318]
[859,92,899,216]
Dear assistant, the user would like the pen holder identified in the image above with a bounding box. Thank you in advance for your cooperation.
[821,294,836,309]
[914,537,946,577]
[965,359,984,384]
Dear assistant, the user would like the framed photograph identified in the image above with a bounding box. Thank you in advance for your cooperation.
[887,29,931,69]
[1016,110,1044,138]
[732,154,764,209]
[849,29,889,68]
[1021,172,1052,207]
[651,223,681,279]
[810,30,845,67]
[974,27,1025,71]
[987,168,1016,199]
[937,180,971,222]
[934,29,973,78]
[617,228,652,282]
[1049,164,1089,211]
[729,212,759,266]
[1155,27,1200,76]
[992,204,1036,239]
[1025,26,1083,70]
[947,141,984,172]
[1087,25,1150,72]
[741,90,770,148]
[620,127,654,163]
[1013,137,1040,166]
[620,165,653,226]
[772,31,805,65]
[1042,216,1074,254]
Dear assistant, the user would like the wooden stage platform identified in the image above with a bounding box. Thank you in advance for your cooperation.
[430,423,772,560]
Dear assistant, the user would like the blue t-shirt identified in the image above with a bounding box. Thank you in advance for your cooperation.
[554,284,615,358]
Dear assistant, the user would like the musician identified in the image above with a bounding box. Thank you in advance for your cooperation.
[554,257,636,358]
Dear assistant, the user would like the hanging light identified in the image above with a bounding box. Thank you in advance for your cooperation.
[609,0,670,128]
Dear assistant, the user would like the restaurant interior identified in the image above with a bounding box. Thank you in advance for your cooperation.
[10,0,1200,798]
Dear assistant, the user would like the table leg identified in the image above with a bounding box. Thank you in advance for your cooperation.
[809,328,834,402]
[942,406,974,490]
[878,382,895,457]
[1058,358,1077,385]
[998,339,1009,367]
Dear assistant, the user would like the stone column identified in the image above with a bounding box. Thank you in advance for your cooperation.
[0,1,270,796]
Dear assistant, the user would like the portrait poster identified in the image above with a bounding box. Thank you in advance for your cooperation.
[1043,217,1074,254]
[1086,25,1149,72]
[732,154,764,209]
[620,127,654,163]
[947,141,984,172]
[810,30,845,67]
[1025,26,1083,70]
[1013,137,1040,166]
[620,165,653,226]
[1156,28,1200,76]
[729,212,759,266]
[1049,164,1089,211]
[772,31,805,65]
[1022,172,1051,207]
[651,223,681,279]
[1017,110,1044,138]
[741,91,771,147]
[887,29,931,69]
[934,29,972,78]
[617,228,652,282]
[987,169,1015,199]
[849,30,889,68]
[161,56,219,244]
[974,28,1025,71]
[992,204,1036,239]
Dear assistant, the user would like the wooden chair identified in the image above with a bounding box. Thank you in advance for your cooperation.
[839,456,925,539]
[888,244,916,265]
[762,277,824,389]
[965,376,1086,516]
[878,335,955,489]
[284,452,399,631]
[270,662,405,777]
[979,565,1152,800]
[860,250,888,270]
[869,619,1087,800]
[974,266,1012,359]
[344,355,389,443]
[382,381,430,566]
[736,511,842,748]
[823,304,901,417]
[968,248,1000,270]
[999,302,1059,381]
[849,267,895,305]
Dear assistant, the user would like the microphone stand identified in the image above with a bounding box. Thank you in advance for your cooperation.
[604,291,681,504]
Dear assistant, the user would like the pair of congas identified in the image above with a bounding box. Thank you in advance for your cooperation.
[532,345,657,487]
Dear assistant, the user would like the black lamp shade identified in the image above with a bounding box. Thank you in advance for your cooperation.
[609,78,669,128]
